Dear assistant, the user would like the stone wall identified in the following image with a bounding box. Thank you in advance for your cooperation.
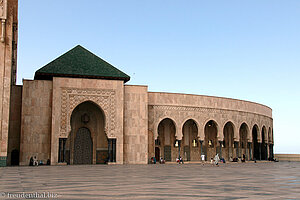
[7,85,22,165]
[19,80,52,165]
[123,85,148,164]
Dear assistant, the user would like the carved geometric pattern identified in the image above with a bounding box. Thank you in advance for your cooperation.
[60,88,116,137]
[150,105,271,119]
[0,0,5,19]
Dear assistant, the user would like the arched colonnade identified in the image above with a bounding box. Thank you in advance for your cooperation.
[154,117,274,162]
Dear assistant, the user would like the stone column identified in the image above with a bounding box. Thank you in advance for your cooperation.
[259,143,262,160]
[269,144,274,160]
[265,143,268,160]
[248,142,252,160]
[178,140,181,159]
[199,140,203,156]
[112,139,116,162]
[108,139,112,162]
[219,141,222,158]
[234,141,239,158]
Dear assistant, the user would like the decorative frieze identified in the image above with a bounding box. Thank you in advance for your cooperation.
[150,104,271,119]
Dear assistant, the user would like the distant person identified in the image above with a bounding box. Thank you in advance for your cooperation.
[214,154,220,166]
[29,157,33,166]
[179,156,184,164]
[201,154,205,165]
[242,154,246,162]
[47,159,50,165]
[151,157,156,164]
[33,156,38,166]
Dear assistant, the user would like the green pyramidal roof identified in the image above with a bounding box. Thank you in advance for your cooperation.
[34,45,130,82]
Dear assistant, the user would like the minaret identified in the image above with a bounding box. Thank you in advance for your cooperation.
[0,0,18,167]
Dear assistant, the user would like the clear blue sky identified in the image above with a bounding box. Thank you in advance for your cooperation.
[17,1,300,154]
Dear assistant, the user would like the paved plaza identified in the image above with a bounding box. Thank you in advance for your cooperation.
[0,162,300,199]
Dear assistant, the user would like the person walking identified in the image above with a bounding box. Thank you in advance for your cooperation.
[214,154,220,166]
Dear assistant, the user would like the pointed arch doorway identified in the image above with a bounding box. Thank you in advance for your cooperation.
[64,101,109,165]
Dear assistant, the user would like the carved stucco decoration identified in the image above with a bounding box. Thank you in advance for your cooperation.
[0,0,7,19]
[60,88,116,138]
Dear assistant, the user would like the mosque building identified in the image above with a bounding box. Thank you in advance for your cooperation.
[0,0,273,166]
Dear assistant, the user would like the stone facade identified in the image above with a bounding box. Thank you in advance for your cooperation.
[8,77,273,166]
[0,0,17,167]
[0,0,274,166]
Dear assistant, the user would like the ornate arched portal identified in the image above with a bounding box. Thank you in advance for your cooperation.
[62,101,110,164]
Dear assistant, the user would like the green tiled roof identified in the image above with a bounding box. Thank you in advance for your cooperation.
[34,45,130,82]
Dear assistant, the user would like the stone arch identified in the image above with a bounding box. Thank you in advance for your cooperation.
[239,122,250,160]
[261,125,268,160]
[203,119,219,161]
[251,123,261,142]
[180,117,200,139]
[203,118,220,140]
[60,88,116,139]
[154,116,178,140]
[222,120,238,140]
[182,119,200,161]
[65,101,108,164]
[239,122,250,140]
[69,100,109,138]
[223,121,235,161]
[156,118,177,162]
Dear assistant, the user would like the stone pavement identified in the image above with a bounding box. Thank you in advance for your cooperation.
[0,162,300,199]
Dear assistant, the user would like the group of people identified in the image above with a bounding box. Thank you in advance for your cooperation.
[229,154,246,163]
[29,156,50,166]
[150,157,165,164]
